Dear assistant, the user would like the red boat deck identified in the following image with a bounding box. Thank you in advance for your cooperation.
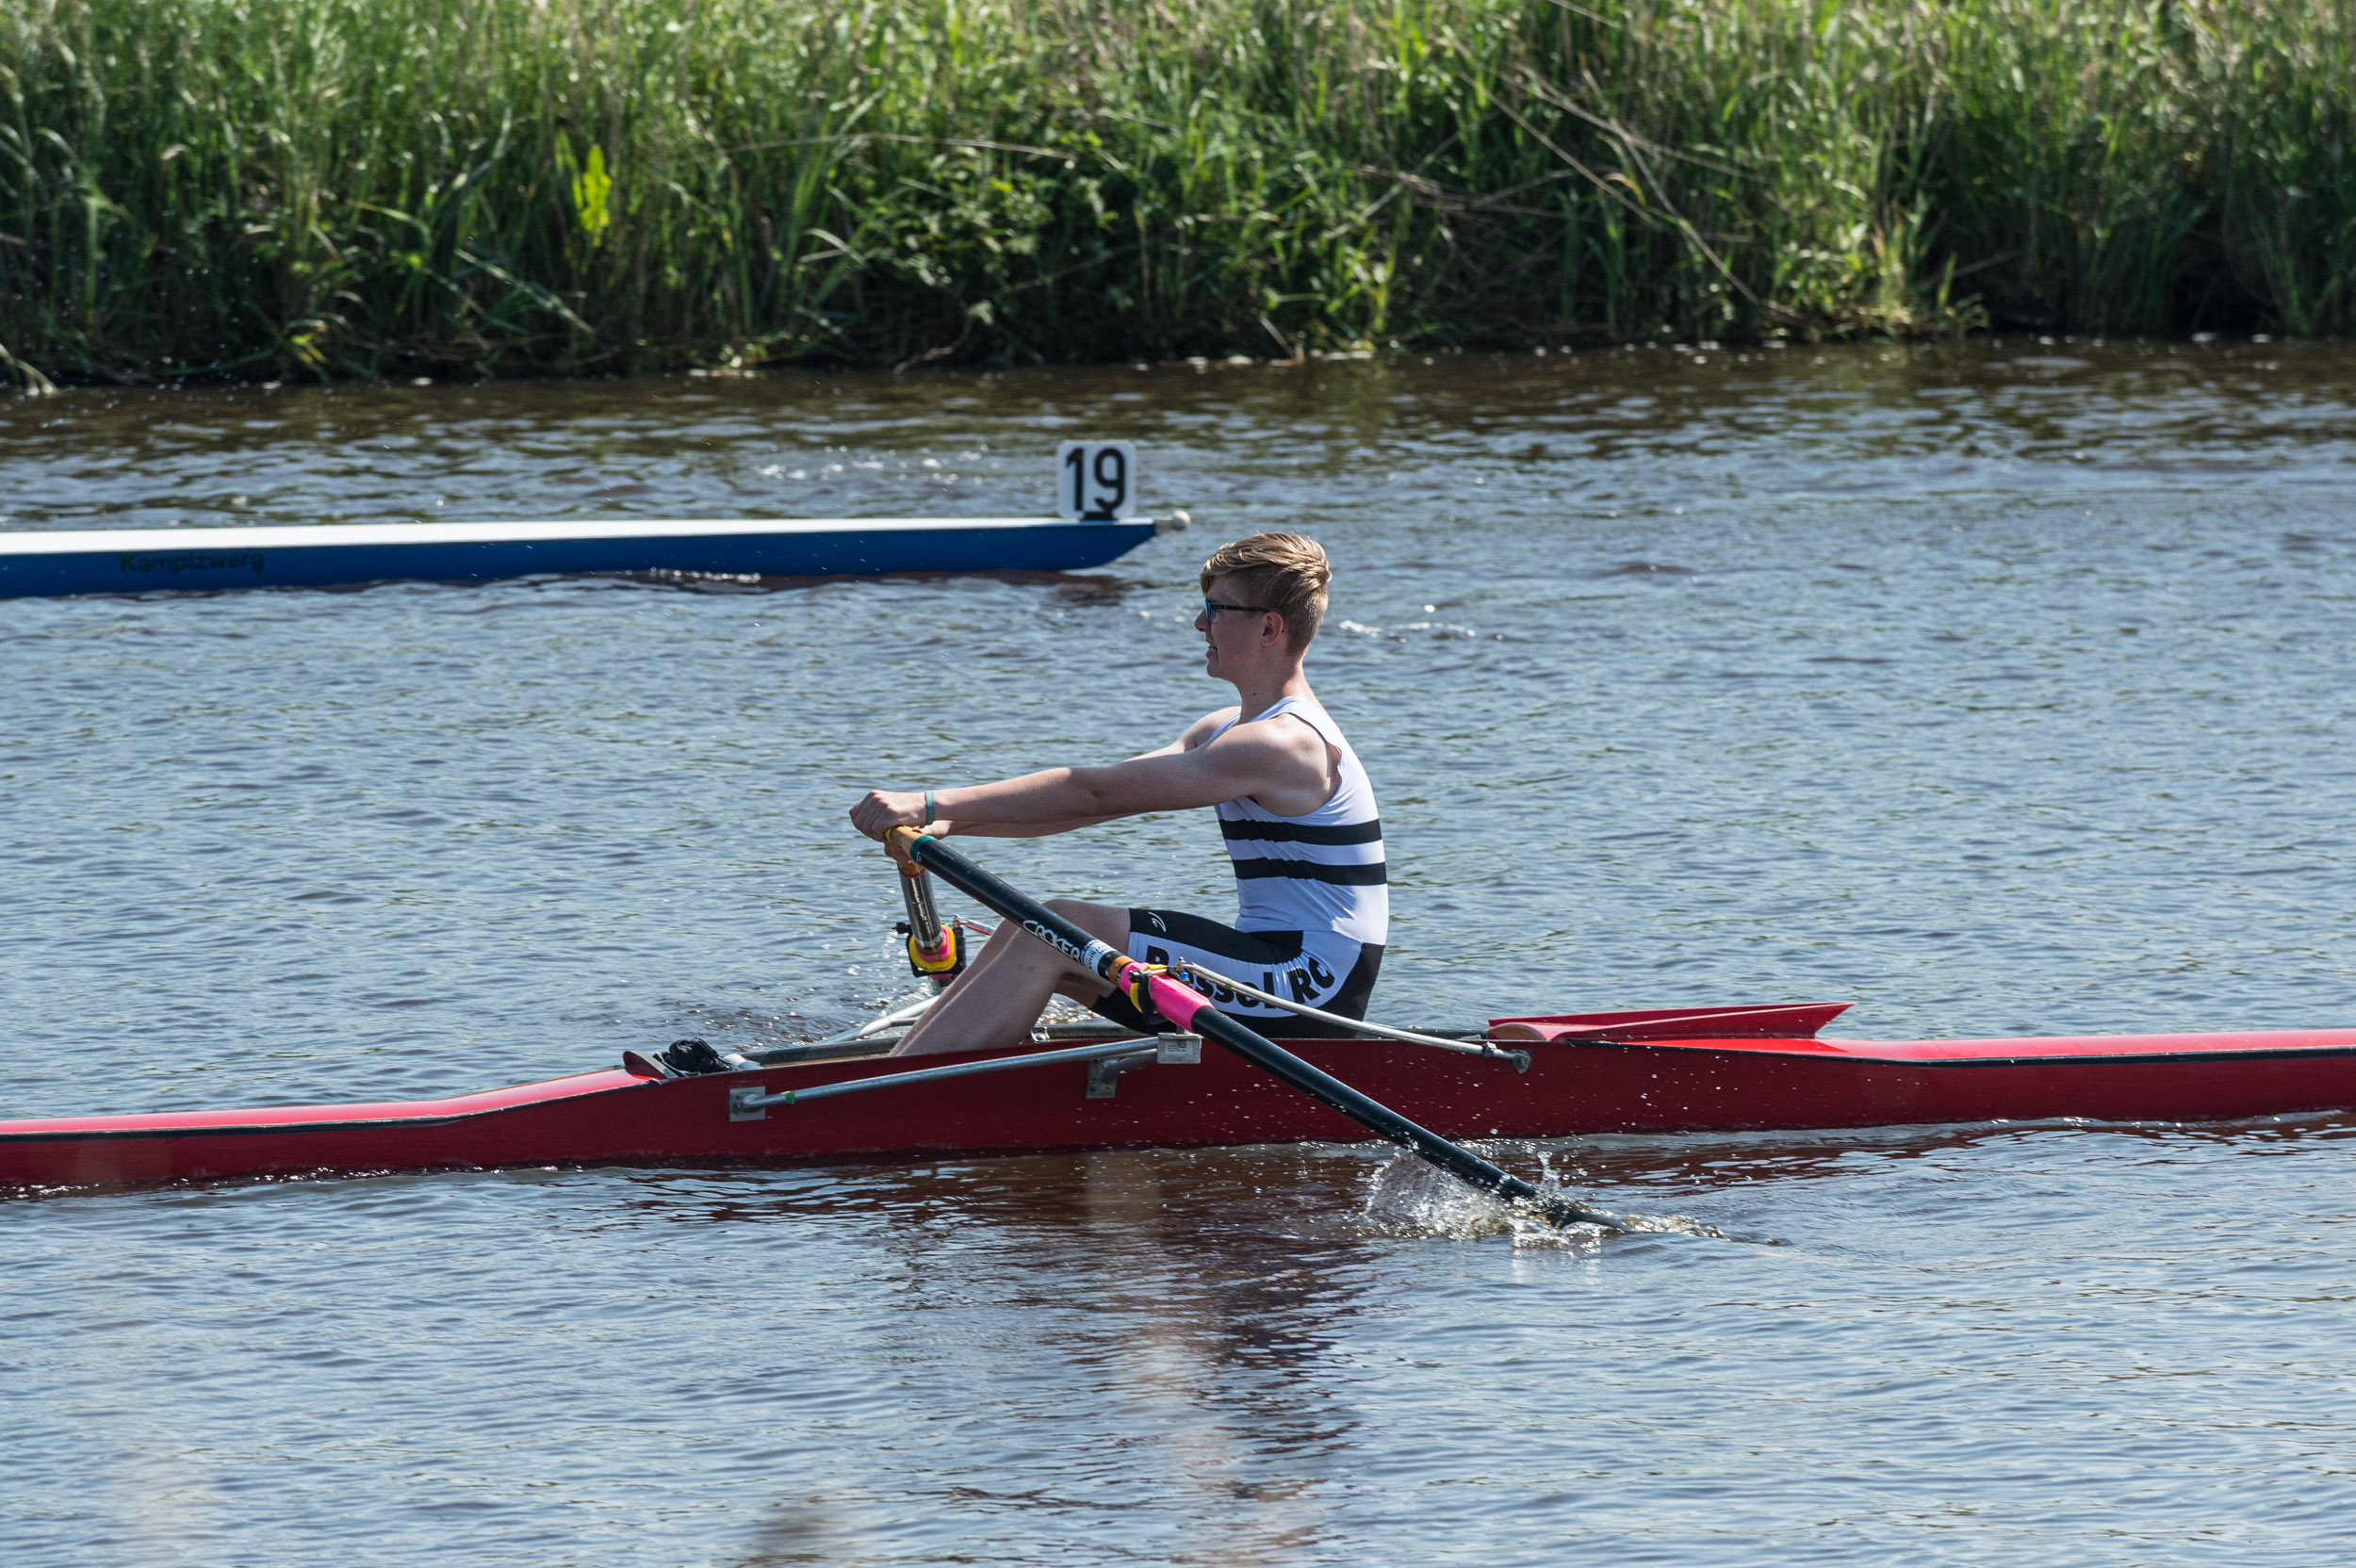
[7,1008,2356,1189]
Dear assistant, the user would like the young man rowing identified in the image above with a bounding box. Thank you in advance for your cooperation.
[848,531,1385,1055]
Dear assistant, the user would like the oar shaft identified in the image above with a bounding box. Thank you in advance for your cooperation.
[901,868,945,951]
[892,830,1614,1231]
[1185,1006,1588,1217]
[898,867,961,988]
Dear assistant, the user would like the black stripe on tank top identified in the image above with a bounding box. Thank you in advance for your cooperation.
[1219,817,1384,846]
[1229,858,1389,886]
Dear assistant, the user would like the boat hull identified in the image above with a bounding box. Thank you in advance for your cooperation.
[0,515,1157,599]
[7,1026,2356,1189]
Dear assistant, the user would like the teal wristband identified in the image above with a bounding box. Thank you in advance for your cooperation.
[923,790,936,825]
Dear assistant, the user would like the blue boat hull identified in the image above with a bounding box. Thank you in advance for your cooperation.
[0,517,1159,599]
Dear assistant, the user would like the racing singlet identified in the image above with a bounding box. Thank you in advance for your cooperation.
[1208,695,1388,947]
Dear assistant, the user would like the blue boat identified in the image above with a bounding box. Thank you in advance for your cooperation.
[0,514,1166,599]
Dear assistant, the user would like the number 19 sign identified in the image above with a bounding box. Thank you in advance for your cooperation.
[1056,442,1137,520]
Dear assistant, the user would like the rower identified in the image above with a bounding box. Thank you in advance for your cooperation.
[847,531,1386,1056]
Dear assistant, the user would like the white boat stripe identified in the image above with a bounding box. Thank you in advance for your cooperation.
[0,516,1091,557]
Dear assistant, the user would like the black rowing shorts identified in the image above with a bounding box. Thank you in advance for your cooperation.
[1086,906,1383,1037]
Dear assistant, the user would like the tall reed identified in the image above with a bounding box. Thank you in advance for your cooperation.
[0,0,2348,382]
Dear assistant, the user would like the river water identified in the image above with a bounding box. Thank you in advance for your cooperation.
[3,340,2353,1564]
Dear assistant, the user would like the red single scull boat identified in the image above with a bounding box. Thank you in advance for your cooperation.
[8,1001,2354,1190]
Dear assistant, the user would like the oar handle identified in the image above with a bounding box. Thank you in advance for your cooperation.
[885,828,1616,1231]
[896,864,961,985]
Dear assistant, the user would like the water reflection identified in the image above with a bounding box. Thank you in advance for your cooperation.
[4,339,2353,537]
[607,1151,1383,1561]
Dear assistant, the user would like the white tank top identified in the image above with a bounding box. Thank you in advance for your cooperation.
[1206,696,1387,946]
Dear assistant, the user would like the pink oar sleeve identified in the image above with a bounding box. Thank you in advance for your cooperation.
[1111,959,1210,1031]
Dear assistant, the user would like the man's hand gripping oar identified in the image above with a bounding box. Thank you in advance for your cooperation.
[883,826,1619,1233]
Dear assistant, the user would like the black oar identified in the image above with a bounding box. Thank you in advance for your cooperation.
[886,828,1618,1232]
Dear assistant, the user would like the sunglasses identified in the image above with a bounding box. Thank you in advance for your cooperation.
[1202,598,1271,620]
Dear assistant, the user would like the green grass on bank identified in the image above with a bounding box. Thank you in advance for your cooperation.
[1,0,2350,384]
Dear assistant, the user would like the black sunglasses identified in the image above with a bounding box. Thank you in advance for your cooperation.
[1202,598,1271,620]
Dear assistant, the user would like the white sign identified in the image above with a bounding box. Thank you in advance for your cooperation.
[1055,442,1137,520]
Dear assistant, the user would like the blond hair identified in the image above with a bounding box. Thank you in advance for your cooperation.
[1200,532,1332,653]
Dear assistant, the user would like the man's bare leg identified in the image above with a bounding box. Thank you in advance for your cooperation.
[889,899,1129,1057]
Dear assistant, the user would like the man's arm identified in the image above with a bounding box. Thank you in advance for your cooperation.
[903,713,1228,839]
[941,815,1121,840]
[848,707,1322,841]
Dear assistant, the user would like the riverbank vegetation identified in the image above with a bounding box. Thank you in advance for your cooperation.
[1,0,2350,384]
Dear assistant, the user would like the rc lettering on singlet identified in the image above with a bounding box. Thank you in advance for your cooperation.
[1291,955,1336,1001]
[1143,943,1333,1006]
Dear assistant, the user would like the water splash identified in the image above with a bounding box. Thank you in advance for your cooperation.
[1361,1148,1726,1247]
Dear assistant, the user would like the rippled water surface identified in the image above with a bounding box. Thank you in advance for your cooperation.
[5,341,2354,1564]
